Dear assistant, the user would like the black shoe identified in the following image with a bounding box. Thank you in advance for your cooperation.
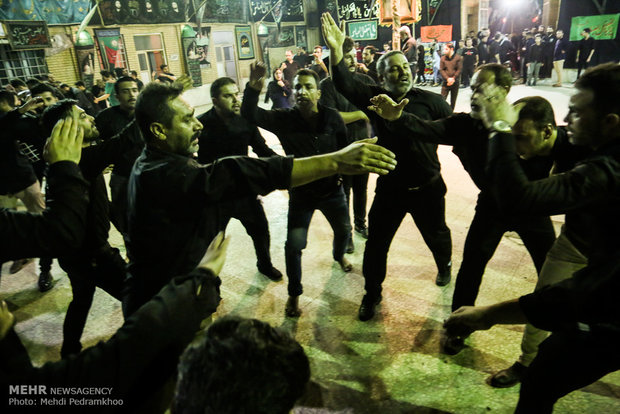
[440,330,467,355]
[37,271,53,292]
[285,296,301,317]
[358,294,382,321]
[435,262,452,286]
[489,362,527,388]
[259,266,283,282]
[346,238,355,254]
[354,225,368,239]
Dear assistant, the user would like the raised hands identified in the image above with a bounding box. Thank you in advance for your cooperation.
[473,82,523,130]
[333,137,397,175]
[320,12,345,65]
[249,61,267,91]
[43,109,84,165]
[198,231,230,276]
[368,94,409,121]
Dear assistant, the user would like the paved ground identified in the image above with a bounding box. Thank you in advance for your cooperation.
[2,76,619,413]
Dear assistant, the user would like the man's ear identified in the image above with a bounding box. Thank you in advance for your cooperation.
[150,122,167,141]
[543,124,554,140]
[602,113,620,137]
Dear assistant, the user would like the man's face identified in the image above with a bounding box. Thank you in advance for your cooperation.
[458,40,465,48]
[34,91,58,110]
[362,47,373,64]
[535,36,542,45]
[286,50,293,62]
[565,89,599,147]
[443,45,452,56]
[470,70,506,119]
[71,105,99,142]
[343,48,358,73]
[581,30,589,38]
[116,80,139,112]
[512,118,548,159]
[383,43,390,51]
[161,96,203,155]
[213,83,241,117]
[162,66,169,72]
[313,47,322,59]
[556,30,563,38]
[380,53,412,98]
[482,28,490,37]
[466,38,473,47]
[538,25,545,32]
[293,74,320,113]
[547,27,554,35]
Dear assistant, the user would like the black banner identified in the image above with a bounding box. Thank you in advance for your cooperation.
[4,20,51,50]
[249,0,304,23]
[90,0,185,25]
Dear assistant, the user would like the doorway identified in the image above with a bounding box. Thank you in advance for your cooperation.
[212,31,238,82]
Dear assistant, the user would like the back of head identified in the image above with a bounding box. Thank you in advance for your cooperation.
[75,80,86,88]
[494,33,502,41]
[173,316,310,414]
[575,62,620,116]
[0,90,17,109]
[26,78,42,89]
[10,79,27,89]
[30,83,55,98]
[41,99,78,137]
[135,82,183,143]
[475,63,513,91]
[210,77,236,99]
[514,96,556,129]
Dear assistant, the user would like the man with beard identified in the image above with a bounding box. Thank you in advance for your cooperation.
[94,76,143,237]
[123,81,397,316]
[364,65,566,352]
[360,45,379,83]
[321,12,453,322]
[41,100,138,358]
[197,77,282,281]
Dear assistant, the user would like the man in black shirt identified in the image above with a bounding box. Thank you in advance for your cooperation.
[576,28,596,79]
[365,64,558,350]
[361,45,380,83]
[197,77,282,281]
[310,45,329,80]
[95,76,143,237]
[526,34,545,86]
[320,37,374,244]
[322,13,453,322]
[446,62,620,413]
[124,81,396,317]
[281,50,302,86]
[242,66,355,317]
[157,64,177,83]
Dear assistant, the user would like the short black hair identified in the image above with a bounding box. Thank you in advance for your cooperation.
[583,28,591,33]
[363,45,377,55]
[26,78,42,89]
[160,64,168,70]
[9,79,27,89]
[343,36,355,54]
[130,70,138,76]
[294,68,320,86]
[514,96,556,129]
[100,70,112,79]
[135,81,183,143]
[30,83,56,97]
[575,62,620,116]
[475,63,513,90]
[0,90,17,107]
[41,99,78,138]
[173,316,310,414]
[210,77,236,99]
[75,81,86,88]
[114,76,138,95]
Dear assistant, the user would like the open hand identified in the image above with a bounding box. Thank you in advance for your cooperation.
[333,137,397,175]
[320,12,345,65]
[368,94,409,121]
[43,109,84,165]
[249,61,267,91]
[476,82,523,129]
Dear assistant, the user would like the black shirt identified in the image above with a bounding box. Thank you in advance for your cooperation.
[462,47,478,68]
[95,105,134,142]
[578,36,596,61]
[527,43,544,63]
[282,60,302,85]
[319,75,373,143]
[0,109,37,194]
[242,86,348,198]
[126,147,293,300]
[197,108,277,165]
[331,59,452,192]
[487,132,619,262]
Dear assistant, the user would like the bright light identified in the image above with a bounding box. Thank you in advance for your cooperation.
[501,0,524,9]
[502,17,507,24]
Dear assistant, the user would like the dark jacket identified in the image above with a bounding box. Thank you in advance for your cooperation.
[440,53,463,80]
[264,80,292,109]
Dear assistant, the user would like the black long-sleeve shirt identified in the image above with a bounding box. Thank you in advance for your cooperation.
[487,133,620,261]
[196,108,277,165]
[242,86,347,198]
[526,43,544,63]
[126,147,293,301]
[0,268,222,413]
[95,106,134,142]
[330,59,452,192]
[264,80,292,109]
[0,109,38,194]
[319,74,373,143]
[0,161,89,261]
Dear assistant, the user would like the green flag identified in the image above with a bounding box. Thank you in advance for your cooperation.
[570,14,619,41]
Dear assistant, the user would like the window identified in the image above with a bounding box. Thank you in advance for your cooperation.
[134,34,166,80]
[0,45,49,87]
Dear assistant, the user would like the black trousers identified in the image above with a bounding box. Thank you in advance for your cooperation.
[109,173,129,238]
[343,173,369,229]
[451,199,556,311]
[577,59,591,79]
[58,244,126,357]
[461,65,475,87]
[362,177,452,299]
[218,196,274,271]
[441,81,459,110]
[516,329,620,413]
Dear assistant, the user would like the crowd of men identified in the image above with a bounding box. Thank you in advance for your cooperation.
[0,11,618,413]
